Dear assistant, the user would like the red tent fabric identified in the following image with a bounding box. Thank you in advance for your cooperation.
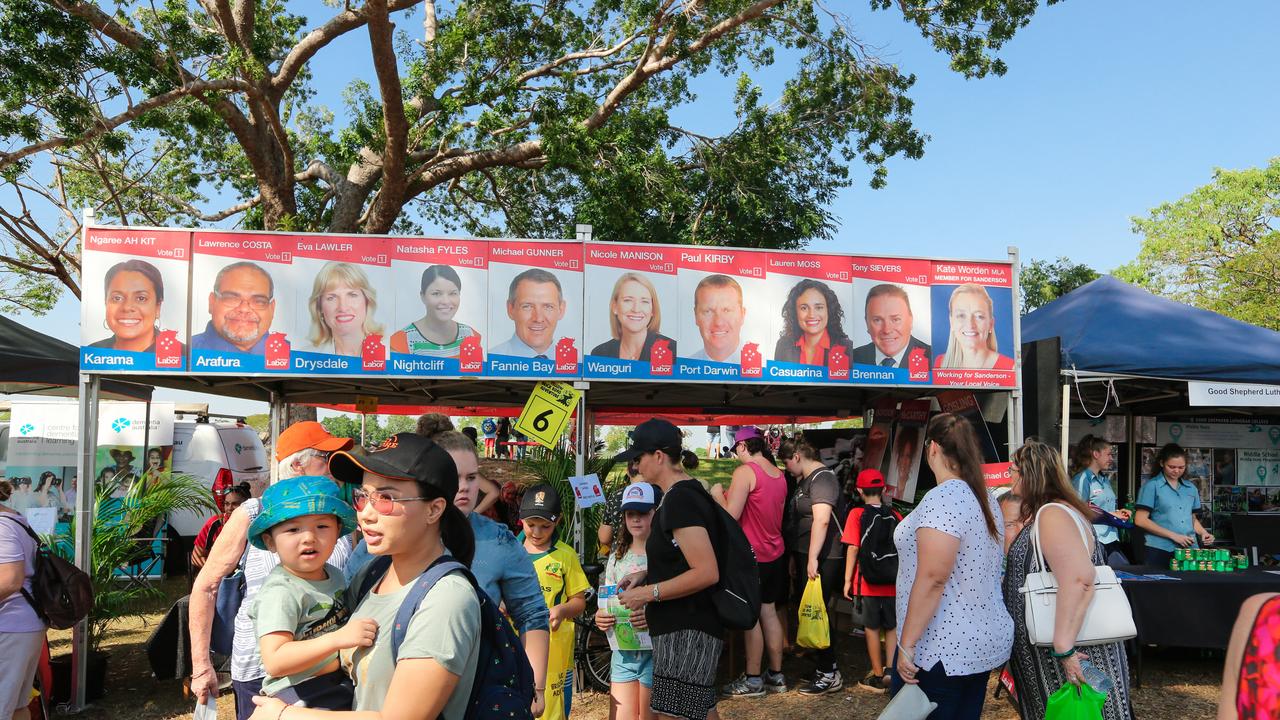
[315,403,845,426]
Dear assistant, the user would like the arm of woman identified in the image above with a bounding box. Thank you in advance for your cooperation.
[896,527,959,684]
[1038,506,1097,684]
[806,502,832,579]
[474,475,502,515]
[0,559,24,603]
[1218,593,1279,720]
[1133,508,1191,547]
[494,531,550,709]
[250,658,459,720]
[1193,515,1215,545]
[719,467,753,520]
[618,526,718,609]
[188,505,251,702]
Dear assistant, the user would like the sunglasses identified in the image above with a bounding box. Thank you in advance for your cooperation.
[352,488,431,515]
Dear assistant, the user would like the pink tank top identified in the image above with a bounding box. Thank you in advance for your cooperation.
[739,462,787,562]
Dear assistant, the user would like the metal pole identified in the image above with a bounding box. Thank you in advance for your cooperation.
[269,391,283,483]
[360,413,367,448]
[72,373,100,712]
[1060,383,1072,459]
[573,386,587,557]
[1125,413,1137,502]
[1008,245,1025,451]
[141,399,152,490]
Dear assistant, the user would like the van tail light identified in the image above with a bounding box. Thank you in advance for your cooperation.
[212,468,234,513]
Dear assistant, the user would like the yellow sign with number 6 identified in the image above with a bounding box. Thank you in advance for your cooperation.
[515,381,581,449]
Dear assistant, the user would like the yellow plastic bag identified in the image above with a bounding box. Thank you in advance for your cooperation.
[796,577,830,649]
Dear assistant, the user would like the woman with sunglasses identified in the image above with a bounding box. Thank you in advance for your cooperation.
[189,422,354,720]
[251,433,480,720]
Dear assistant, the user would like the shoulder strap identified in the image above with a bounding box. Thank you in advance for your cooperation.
[0,513,43,546]
[1031,502,1093,572]
[391,558,469,661]
[352,554,393,607]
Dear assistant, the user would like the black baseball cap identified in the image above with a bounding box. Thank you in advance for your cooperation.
[328,432,459,500]
[520,483,561,521]
[613,418,683,461]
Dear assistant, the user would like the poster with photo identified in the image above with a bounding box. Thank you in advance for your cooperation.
[1139,445,1158,484]
[886,400,930,503]
[1184,447,1213,501]
[1156,420,1280,450]
[1235,448,1280,486]
[849,256,933,385]
[4,402,80,525]
[1214,486,1245,513]
[1213,449,1238,486]
[388,238,488,376]
[865,398,897,477]
[190,231,295,373]
[1244,487,1272,512]
[486,241,583,378]
[929,261,1016,388]
[290,235,392,375]
[583,243,679,380]
[937,391,1000,463]
[675,248,768,381]
[80,226,191,372]
[93,401,175,500]
[764,252,853,384]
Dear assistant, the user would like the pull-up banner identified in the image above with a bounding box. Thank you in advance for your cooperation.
[80,226,1020,389]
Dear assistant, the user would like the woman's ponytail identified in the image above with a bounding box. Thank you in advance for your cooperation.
[441,505,476,568]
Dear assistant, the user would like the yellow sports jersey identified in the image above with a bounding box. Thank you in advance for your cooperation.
[529,540,589,720]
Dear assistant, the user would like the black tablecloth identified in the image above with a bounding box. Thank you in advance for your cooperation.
[1118,565,1280,649]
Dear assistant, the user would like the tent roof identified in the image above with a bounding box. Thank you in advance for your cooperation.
[0,316,149,400]
[317,403,847,426]
[1022,275,1280,385]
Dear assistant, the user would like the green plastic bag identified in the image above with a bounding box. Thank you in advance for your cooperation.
[1044,682,1106,720]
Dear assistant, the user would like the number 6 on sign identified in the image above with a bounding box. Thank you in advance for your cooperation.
[515,381,581,449]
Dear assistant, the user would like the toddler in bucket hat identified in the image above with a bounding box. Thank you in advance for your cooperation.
[246,476,369,709]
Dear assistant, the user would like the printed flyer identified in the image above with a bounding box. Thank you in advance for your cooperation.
[80,226,191,372]
[189,231,295,373]
[583,243,679,380]
[848,256,933,385]
[388,238,488,376]
[597,583,652,651]
[675,247,768,381]
[486,241,583,378]
[290,235,392,375]
[929,261,1016,388]
[765,252,853,383]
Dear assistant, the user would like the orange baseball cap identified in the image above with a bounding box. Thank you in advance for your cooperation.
[275,420,353,462]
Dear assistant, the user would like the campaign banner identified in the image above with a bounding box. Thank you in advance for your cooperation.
[94,401,176,497]
[1157,421,1280,450]
[848,256,933,386]
[388,238,488,377]
[189,231,295,373]
[583,243,679,380]
[80,227,191,372]
[764,252,853,384]
[936,390,1001,462]
[865,398,898,477]
[675,247,768,381]
[486,241,584,378]
[886,400,930,503]
[929,261,1016,388]
[290,235,391,376]
[5,402,80,524]
[983,462,1014,487]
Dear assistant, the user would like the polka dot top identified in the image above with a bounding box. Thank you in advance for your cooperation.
[894,478,1013,676]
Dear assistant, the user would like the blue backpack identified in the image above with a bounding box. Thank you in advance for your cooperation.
[355,555,534,720]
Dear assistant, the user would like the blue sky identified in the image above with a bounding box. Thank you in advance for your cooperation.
[8,1,1278,418]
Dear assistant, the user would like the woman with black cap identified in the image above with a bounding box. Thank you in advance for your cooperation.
[250,433,479,720]
[616,419,725,720]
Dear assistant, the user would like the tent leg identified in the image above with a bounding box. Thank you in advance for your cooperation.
[72,373,100,712]
[573,387,587,557]
[1125,413,1137,502]
[1060,383,1071,459]
[269,391,284,483]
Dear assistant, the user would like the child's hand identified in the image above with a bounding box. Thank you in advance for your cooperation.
[549,605,565,631]
[595,609,615,631]
[331,617,379,649]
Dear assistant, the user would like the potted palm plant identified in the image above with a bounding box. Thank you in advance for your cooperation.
[50,471,215,701]
[516,442,618,562]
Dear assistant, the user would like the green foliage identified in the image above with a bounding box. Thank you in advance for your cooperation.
[517,444,619,561]
[1019,257,1100,313]
[1121,158,1280,330]
[600,426,630,455]
[320,413,425,448]
[244,413,270,435]
[54,471,216,654]
[831,417,865,429]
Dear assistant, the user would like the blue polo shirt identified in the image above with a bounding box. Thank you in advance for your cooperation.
[1073,469,1119,546]
[1135,474,1201,552]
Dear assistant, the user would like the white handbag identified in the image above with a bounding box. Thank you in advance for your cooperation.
[877,683,937,720]
[1019,502,1137,647]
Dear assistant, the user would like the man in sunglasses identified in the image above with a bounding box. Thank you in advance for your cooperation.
[191,261,277,355]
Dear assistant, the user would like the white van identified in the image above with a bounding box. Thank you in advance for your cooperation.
[169,416,270,537]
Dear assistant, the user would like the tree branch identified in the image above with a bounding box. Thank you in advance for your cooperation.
[363,0,410,232]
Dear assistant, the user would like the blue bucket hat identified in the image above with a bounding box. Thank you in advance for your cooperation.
[248,476,358,551]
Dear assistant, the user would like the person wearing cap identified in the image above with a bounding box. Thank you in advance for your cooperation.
[251,433,480,720]
[519,484,589,720]
[596,482,662,720]
[712,426,788,698]
[615,419,726,720]
[189,421,355,720]
[841,469,903,691]
[777,433,845,695]
[248,477,366,709]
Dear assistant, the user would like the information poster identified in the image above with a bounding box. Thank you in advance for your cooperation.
[583,243,679,380]
[676,248,768,381]
[765,252,853,383]
[929,261,1016,388]
[290,235,391,375]
[886,400,930,502]
[80,226,191,372]
[1237,448,1280,486]
[189,231,295,373]
[4,402,80,523]
[1157,421,1280,450]
[94,401,176,499]
[388,238,488,376]
[487,241,583,378]
[849,256,933,385]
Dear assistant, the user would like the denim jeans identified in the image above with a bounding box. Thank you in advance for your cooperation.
[232,677,262,720]
[890,655,991,720]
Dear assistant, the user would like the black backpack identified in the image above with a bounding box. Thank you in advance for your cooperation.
[854,504,899,588]
[671,483,762,632]
[1,515,93,629]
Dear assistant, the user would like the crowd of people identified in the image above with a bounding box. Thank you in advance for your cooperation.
[2,413,1280,720]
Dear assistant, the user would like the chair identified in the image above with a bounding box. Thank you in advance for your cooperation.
[118,516,168,590]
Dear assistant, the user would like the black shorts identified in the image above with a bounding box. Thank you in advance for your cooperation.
[757,556,790,605]
[859,595,896,631]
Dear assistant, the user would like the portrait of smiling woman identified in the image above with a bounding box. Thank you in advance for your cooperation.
[772,279,850,366]
[591,272,676,362]
[304,262,384,357]
[390,264,481,359]
[934,283,1014,370]
[90,259,184,355]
